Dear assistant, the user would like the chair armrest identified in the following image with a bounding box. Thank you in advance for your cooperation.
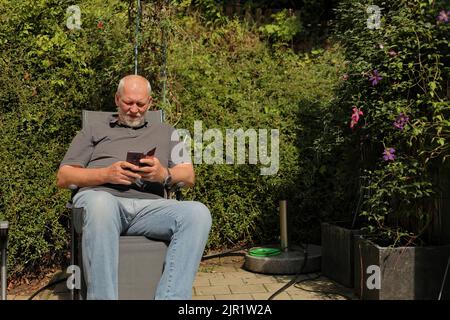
[68,184,79,190]
[166,182,185,200]
[69,184,79,197]
[65,184,80,209]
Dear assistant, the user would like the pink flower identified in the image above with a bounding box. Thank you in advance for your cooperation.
[350,107,363,129]
[388,49,398,57]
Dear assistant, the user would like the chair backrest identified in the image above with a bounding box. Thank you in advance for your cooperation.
[82,109,164,128]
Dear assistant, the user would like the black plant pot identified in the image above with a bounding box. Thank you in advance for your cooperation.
[354,235,450,300]
[321,222,361,288]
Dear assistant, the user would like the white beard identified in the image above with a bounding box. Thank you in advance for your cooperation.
[118,110,145,128]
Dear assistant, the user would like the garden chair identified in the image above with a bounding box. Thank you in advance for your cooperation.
[67,110,183,300]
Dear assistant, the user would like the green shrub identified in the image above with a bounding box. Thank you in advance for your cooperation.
[0,0,134,276]
[258,9,302,45]
[163,14,347,246]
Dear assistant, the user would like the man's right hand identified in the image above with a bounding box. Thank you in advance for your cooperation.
[104,161,142,185]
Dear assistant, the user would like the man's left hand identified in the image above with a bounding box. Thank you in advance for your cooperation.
[136,157,167,183]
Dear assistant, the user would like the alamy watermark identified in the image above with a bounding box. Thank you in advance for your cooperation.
[66,5,82,30]
[366,265,381,290]
[66,265,81,290]
[172,121,279,176]
[367,5,382,30]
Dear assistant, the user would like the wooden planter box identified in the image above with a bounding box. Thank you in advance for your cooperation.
[321,222,361,288]
[354,235,450,300]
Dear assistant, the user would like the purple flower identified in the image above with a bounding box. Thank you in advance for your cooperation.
[383,148,396,161]
[369,69,382,86]
[437,10,450,23]
[393,113,409,130]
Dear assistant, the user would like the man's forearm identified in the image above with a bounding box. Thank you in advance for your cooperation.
[57,165,108,189]
[169,164,195,187]
[57,163,195,189]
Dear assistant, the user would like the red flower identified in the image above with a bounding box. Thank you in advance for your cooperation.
[97,21,104,29]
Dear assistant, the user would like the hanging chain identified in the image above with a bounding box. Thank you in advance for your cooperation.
[132,0,169,105]
[134,0,142,75]
[160,0,169,103]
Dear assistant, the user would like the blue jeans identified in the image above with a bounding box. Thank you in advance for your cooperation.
[73,190,212,300]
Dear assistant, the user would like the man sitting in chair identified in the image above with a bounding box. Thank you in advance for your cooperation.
[56,75,212,300]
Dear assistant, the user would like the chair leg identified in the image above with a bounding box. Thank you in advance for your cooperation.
[0,221,9,301]
[70,209,80,300]
[1,247,6,300]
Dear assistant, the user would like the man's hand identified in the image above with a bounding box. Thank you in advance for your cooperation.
[104,161,142,185]
[135,157,167,183]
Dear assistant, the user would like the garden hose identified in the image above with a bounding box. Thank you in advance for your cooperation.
[28,277,68,300]
[248,247,282,257]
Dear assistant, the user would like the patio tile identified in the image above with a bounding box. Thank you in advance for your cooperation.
[214,293,254,300]
[229,284,268,294]
[251,292,292,300]
[195,285,231,296]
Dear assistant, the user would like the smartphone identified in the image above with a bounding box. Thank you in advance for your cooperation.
[126,152,145,167]
[146,147,156,157]
[126,147,157,167]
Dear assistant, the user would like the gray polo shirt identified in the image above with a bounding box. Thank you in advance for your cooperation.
[60,114,191,199]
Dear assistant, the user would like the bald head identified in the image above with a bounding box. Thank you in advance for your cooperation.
[117,75,152,97]
[115,75,153,128]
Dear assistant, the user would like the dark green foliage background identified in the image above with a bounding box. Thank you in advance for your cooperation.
[0,0,346,276]
[3,0,447,278]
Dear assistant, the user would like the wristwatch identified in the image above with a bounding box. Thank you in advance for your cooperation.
[163,168,172,188]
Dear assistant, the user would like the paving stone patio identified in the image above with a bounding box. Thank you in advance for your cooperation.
[6,255,357,300]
